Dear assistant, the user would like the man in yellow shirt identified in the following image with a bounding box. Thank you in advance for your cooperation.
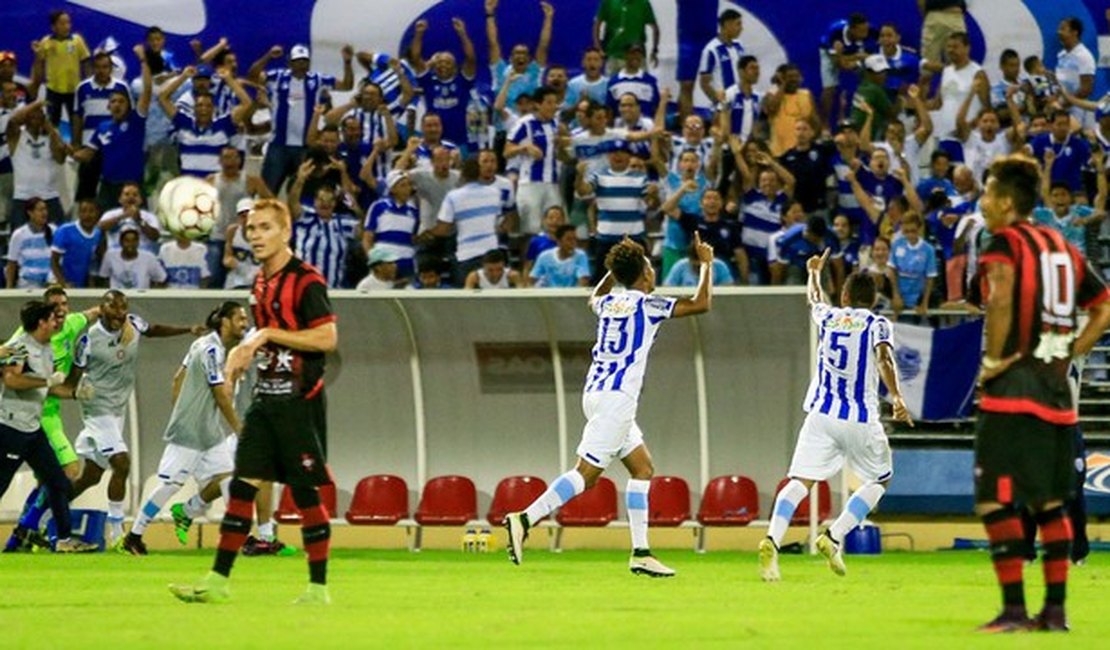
[32,10,90,124]
[766,64,819,156]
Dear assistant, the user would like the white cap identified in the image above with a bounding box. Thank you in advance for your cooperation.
[290,44,311,61]
[385,169,408,192]
[863,54,890,74]
[236,198,255,214]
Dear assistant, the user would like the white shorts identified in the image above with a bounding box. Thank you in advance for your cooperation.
[819,49,839,89]
[576,391,645,469]
[516,182,563,235]
[75,414,129,469]
[788,411,893,483]
[156,439,234,487]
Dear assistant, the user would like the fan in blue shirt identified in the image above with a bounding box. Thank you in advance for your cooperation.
[1031,112,1092,193]
[50,199,103,288]
[530,225,591,288]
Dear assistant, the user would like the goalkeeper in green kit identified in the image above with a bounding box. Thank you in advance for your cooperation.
[4,286,98,552]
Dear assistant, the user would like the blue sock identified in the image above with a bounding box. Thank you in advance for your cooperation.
[17,486,49,531]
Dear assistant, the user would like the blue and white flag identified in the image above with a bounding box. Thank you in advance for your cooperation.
[892,320,984,421]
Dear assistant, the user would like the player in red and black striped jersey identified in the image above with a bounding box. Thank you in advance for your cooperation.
[171,198,338,606]
[974,156,1110,633]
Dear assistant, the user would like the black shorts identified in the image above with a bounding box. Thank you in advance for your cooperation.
[235,392,329,487]
[975,412,1076,506]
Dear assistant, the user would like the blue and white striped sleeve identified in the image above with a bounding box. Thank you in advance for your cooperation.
[871,316,893,349]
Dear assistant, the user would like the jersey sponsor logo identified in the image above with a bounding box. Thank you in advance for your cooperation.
[895,346,921,382]
[1086,453,1110,495]
[829,315,867,332]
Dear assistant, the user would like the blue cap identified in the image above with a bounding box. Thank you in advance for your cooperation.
[610,139,631,153]
[194,65,214,78]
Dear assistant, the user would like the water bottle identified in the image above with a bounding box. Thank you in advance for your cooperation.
[462,528,477,553]
[477,528,491,553]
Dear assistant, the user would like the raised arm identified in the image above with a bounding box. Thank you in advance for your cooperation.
[536,2,554,68]
[249,45,284,84]
[574,161,595,198]
[409,20,429,74]
[1041,148,1056,205]
[337,44,355,91]
[906,84,932,144]
[672,233,715,317]
[222,72,256,124]
[454,17,478,79]
[159,67,196,120]
[43,115,67,164]
[288,160,314,220]
[133,44,153,115]
[846,166,882,224]
[806,249,830,306]
[147,322,205,338]
[485,0,502,63]
[759,151,795,197]
[955,75,985,142]
[194,37,229,65]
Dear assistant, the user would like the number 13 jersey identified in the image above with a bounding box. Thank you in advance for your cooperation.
[977,222,1109,424]
[804,304,893,425]
[586,291,677,400]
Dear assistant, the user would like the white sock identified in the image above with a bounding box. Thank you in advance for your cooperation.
[258,520,276,542]
[183,494,209,519]
[131,483,179,535]
[523,470,586,524]
[625,479,650,551]
[828,483,885,542]
[107,500,125,537]
[767,479,809,548]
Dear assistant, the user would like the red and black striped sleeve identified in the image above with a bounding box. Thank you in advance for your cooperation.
[295,267,337,330]
[978,229,1015,268]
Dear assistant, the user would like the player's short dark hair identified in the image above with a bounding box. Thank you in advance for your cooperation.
[930,149,951,164]
[416,253,442,275]
[902,211,924,229]
[718,9,742,26]
[1022,55,1040,73]
[554,224,576,240]
[737,55,758,71]
[989,155,1040,217]
[806,216,828,238]
[146,26,165,38]
[848,12,868,27]
[880,22,900,35]
[91,51,112,64]
[20,301,56,333]
[1062,16,1083,38]
[49,10,68,26]
[483,249,508,265]
[844,272,878,308]
[206,301,243,331]
[461,156,481,182]
[1048,109,1070,123]
[605,239,647,287]
[584,100,607,118]
[532,85,558,104]
[43,285,68,301]
[999,49,1019,64]
[421,112,441,125]
[102,289,127,304]
[947,32,970,47]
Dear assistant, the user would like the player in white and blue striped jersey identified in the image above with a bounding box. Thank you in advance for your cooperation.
[506,234,715,577]
[760,250,913,582]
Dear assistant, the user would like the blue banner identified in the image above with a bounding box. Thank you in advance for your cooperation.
[893,319,984,422]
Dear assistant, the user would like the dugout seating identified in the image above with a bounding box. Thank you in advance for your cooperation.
[274,483,338,523]
[486,476,547,527]
[410,475,479,551]
[776,479,832,525]
[345,475,410,525]
[551,477,618,550]
[648,476,691,527]
[695,475,760,552]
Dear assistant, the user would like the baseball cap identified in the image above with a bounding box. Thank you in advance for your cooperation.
[236,198,255,214]
[609,139,631,153]
[863,54,890,74]
[385,169,408,192]
[194,64,214,78]
[0,51,16,64]
[290,44,311,61]
[367,246,400,267]
[119,223,140,235]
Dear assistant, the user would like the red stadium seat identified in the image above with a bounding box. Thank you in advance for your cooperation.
[697,475,759,526]
[486,476,547,526]
[345,475,410,525]
[648,476,691,527]
[775,478,832,525]
[414,475,478,526]
[556,477,618,527]
[274,483,338,523]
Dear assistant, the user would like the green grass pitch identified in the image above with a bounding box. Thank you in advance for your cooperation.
[1,549,1106,648]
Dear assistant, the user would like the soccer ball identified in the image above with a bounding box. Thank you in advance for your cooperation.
[158,176,220,240]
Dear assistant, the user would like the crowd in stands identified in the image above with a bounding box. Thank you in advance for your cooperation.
[0,2,1108,311]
